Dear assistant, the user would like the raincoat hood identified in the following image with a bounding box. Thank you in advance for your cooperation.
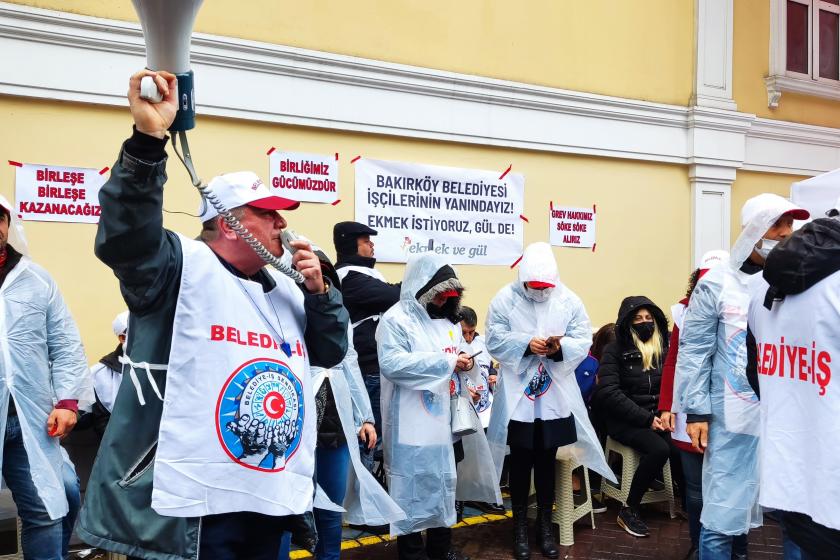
[516,242,561,295]
[402,254,463,322]
[731,194,809,268]
[614,296,669,349]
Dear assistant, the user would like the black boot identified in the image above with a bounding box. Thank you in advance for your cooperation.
[511,505,530,560]
[536,506,559,559]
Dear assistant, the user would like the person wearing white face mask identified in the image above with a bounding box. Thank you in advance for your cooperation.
[485,242,614,560]
[674,193,809,560]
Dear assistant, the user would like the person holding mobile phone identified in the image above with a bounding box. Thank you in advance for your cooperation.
[377,254,499,560]
[485,242,613,560]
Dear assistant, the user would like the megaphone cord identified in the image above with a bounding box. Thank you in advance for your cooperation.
[170,131,304,284]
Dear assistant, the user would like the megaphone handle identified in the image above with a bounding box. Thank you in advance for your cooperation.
[139,76,164,104]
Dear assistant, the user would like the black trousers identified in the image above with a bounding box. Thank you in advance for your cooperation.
[397,527,452,560]
[781,510,840,560]
[508,418,574,509]
[198,512,283,560]
[609,426,674,509]
[509,446,557,509]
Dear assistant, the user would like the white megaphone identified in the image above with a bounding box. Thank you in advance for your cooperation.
[132,0,204,131]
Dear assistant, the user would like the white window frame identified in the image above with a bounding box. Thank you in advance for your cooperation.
[766,0,840,107]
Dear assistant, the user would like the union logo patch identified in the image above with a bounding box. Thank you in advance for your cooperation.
[215,358,304,471]
[420,390,445,417]
[525,362,552,400]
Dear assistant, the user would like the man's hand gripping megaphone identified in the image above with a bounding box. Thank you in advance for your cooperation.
[129,70,179,140]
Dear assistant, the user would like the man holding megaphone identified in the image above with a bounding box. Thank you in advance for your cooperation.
[76,69,350,560]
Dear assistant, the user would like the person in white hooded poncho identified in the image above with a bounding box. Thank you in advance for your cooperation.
[485,242,614,560]
[377,253,499,560]
[0,195,92,559]
[674,193,809,560]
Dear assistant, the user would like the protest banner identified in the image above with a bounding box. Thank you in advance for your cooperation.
[268,150,338,203]
[355,159,524,265]
[13,162,106,224]
[549,204,596,248]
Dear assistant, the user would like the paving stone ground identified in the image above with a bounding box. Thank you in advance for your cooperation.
[342,501,786,560]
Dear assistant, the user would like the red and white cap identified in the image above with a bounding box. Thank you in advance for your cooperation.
[697,249,729,271]
[740,193,809,227]
[198,171,300,222]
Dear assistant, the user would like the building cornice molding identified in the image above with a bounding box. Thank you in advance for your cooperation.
[0,2,838,176]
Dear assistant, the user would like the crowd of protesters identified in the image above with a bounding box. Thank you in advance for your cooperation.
[1,68,838,560]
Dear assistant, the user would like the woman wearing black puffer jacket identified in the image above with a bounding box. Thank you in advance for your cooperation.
[593,296,673,539]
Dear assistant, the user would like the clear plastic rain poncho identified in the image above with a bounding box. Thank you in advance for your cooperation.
[0,195,92,519]
[485,242,615,484]
[314,325,406,526]
[674,193,807,535]
[376,253,499,536]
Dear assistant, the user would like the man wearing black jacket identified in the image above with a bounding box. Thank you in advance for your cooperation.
[333,222,401,469]
[78,70,349,560]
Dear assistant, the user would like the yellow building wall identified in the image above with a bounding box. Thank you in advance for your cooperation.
[733,0,840,128]
[9,0,694,106]
[0,95,691,359]
[730,170,808,243]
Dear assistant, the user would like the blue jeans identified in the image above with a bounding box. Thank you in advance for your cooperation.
[699,526,748,559]
[680,450,703,550]
[278,444,351,560]
[61,457,81,557]
[781,524,803,560]
[360,375,381,472]
[3,415,63,560]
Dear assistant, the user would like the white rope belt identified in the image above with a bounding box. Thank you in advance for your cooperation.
[119,354,168,406]
[351,314,380,329]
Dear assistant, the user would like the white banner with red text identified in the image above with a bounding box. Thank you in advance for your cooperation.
[354,158,524,265]
[549,204,596,249]
[269,150,338,204]
[14,163,105,223]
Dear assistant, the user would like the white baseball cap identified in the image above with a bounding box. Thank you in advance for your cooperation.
[698,249,729,270]
[740,193,809,227]
[198,171,300,223]
[112,310,129,337]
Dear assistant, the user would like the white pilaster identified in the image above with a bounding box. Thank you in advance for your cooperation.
[690,164,735,266]
[693,0,737,111]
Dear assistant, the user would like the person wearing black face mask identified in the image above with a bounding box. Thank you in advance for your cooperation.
[592,296,675,538]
